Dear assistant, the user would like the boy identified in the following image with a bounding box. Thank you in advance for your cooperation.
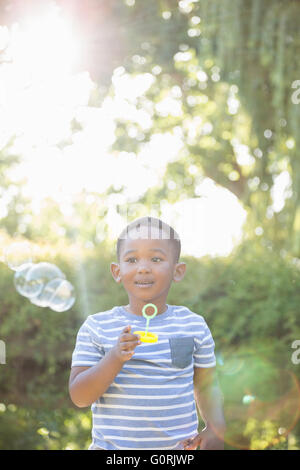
[69,217,226,450]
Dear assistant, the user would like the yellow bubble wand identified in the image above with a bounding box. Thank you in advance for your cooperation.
[134,303,158,343]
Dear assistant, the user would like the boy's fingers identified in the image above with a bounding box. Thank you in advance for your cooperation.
[122,325,131,333]
[122,350,135,356]
[181,438,192,448]
[184,435,201,450]
[120,340,141,351]
[117,326,141,358]
[121,333,140,342]
[121,326,140,339]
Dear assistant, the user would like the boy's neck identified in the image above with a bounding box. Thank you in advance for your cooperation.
[124,301,168,316]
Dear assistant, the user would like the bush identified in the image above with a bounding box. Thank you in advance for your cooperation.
[0,238,299,449]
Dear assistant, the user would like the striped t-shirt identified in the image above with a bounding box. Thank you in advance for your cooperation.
[71,304,216,450]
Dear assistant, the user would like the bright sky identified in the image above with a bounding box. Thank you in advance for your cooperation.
[0,4,289,258]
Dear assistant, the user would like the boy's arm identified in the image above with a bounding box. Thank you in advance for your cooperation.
[182,367,226,450]
[69,325,141,408]
[69,350,124,408]
[194,366,226,433]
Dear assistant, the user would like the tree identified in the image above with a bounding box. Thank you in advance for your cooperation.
[107,0,300,256]
[1,0,300,255]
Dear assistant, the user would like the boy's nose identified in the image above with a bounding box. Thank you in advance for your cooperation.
[137,262,151,273]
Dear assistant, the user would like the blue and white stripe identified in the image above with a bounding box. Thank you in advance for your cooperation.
[71,304,216,450]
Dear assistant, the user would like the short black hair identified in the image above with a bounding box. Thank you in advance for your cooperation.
[117,216,181,263]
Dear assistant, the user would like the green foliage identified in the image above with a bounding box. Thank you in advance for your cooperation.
[0,405,91,450]
[1,0,300,450]
[104,0,300,257]
[0,139,30,236]
[0,236,299,449]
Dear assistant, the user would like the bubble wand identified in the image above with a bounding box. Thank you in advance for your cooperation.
[134,303,158,343]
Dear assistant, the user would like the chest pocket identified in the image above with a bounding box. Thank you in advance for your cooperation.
[169,336,194,369]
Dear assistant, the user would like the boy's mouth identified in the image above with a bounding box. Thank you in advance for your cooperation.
[135,281,154,288]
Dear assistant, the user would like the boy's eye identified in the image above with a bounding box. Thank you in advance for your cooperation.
[125,257,163,263]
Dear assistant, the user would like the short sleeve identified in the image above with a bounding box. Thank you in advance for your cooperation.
[193,319,216,368]
[71,316,105,367]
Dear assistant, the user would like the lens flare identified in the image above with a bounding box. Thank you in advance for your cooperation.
[216,349,300,449]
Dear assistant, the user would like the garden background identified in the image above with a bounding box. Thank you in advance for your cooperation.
[0,0,300,450]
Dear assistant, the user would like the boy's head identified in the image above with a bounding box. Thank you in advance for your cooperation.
[116,216,181,264]
[111,216,186,306]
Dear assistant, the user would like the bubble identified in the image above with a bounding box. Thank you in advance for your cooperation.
[30,277,61,307]
[29,277,75,311]
[47,279,76,312]
[26,262,66,301]
[4,242,33,271]
[13,263,35,297]
[11,257,75,312]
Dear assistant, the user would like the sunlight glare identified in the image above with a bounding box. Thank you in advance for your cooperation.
[112,70,155,102]
[9,5,80,83]
[161,179,247,258]
[1,5,249,258]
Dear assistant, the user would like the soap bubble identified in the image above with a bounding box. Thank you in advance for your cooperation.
[30,277,75,311]
[13,263,35,297]
[27,263,66,304]
[48,279,76,312]
[4,242,33,271]
[11,257,76,313]
[29,277,63,308]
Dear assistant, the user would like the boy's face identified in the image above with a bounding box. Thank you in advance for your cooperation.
[111,226,186,309]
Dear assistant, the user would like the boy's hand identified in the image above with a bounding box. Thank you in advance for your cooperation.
[112,326,141,363]
[181,426,225,450]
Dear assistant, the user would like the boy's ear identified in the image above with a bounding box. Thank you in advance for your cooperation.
[110,262,122,283]
[173,262,186,282]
